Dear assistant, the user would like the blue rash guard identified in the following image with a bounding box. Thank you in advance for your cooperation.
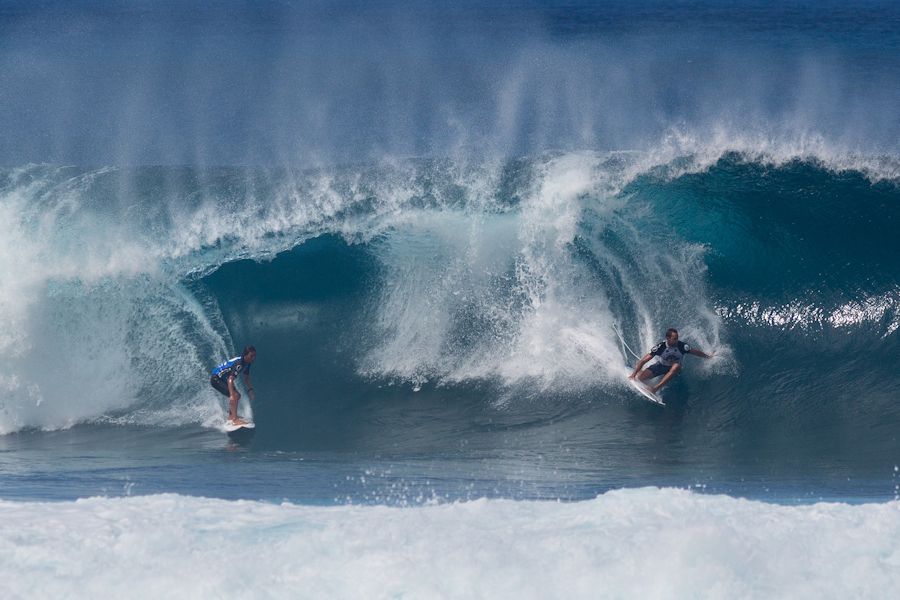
[210,356,251,396]
[211,356,251,380]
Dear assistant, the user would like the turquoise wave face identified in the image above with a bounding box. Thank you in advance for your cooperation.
[626,156,900,299]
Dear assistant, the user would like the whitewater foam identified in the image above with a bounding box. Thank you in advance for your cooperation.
[1,488,898,599]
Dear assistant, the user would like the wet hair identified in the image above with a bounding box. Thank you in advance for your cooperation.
[242,345,256,358]
[665,328,679,339]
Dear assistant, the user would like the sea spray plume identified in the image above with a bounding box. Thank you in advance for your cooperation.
[361,153,729,391]
[2,2,900,165]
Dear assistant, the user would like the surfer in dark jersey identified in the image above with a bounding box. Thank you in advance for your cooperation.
[628,328,713,393]
[210,346,257,425]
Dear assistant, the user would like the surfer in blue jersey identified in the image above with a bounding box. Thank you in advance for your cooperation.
[628,329,713,393]
[210,346,257,425]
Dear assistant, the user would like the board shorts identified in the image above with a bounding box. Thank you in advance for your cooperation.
[210,375,232,397]
[647,363,673,378]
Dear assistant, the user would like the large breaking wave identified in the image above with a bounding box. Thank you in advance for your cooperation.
[1,147,898,468]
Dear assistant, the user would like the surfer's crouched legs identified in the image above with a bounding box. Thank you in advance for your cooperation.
[227,379,243,423]
[211,375,244,424]
[638,362,669,381]
[650,362,681,393]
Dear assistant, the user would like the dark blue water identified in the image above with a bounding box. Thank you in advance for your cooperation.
[1,1,899,506]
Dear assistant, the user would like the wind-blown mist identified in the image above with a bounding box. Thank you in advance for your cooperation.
[1,0,899,165]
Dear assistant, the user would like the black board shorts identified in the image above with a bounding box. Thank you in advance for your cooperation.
[210,376,231,397]
[647,363,673,377]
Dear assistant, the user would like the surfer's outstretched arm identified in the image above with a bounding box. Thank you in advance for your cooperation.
[629,354,653,379]
[689,348,715,359]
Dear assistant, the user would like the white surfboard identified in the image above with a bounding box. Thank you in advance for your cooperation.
[224,419,256,433]
[628,378,665,406]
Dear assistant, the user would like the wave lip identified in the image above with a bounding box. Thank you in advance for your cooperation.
[637,127,900,185]
[1,488,898,598]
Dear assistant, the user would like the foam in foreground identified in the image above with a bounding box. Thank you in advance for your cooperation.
[1,487,898,599]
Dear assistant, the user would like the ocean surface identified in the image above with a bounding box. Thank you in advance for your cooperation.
[2,1,900,597]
